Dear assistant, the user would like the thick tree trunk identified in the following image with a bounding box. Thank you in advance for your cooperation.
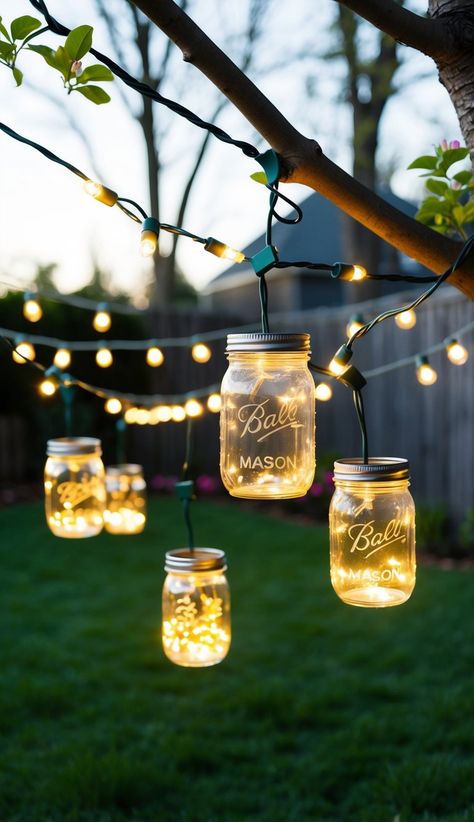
[429,0,474,155]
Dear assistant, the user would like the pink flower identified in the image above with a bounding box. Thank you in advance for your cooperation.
[71,60,83,75]
[440,139,449,151]
[309,482,324,498]
[451,180,462,190]
[449,139,460,149]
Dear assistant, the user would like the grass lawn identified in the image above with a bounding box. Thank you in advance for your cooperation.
[0,497,473,822]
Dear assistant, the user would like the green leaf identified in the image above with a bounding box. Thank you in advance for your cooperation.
[10,15,41,41]
[13,66,23,86]
[28,44,60,69]
[463,202,474,223]
[425,179,448,196]
[55,45,72,77]
[0,17,11,41]
[76,64,114,83]
[439,147,470,170]
[250,171,268,185]
[407,155,437,170]
[74,84,110,104]
[452,205,465,226]
[0,40,15,60]
[65,25,93,60]
[453,170,473,186]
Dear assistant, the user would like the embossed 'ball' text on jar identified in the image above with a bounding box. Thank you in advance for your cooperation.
[162,548,231,668]
[220,333,315,499]
[329,458,416,607]
[104,464,147,535]
[44,437,105,538]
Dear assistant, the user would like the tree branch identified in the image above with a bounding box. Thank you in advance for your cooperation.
[334,0,450,60]
[128,0,474,297]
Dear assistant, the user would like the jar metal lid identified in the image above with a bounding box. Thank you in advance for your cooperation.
[333,457,410,481]
[105,464,143,475]
[46,437,102,457]
[226,332,310,353]
[165,548,227,573]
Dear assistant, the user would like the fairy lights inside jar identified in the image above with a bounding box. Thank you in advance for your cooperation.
[220,333,315,499]
[44,437,105,538]
[329,458,416,607]
[104,464,147,534]
[162,548,231,667]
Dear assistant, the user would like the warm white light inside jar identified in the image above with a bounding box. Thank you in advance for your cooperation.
[104,464,147,534]
[329,458,416,608]
[44,437,105,538]
[220,333,315,499]
[162,548,231,667]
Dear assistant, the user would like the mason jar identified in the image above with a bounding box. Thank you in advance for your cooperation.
[104,464,147,535]
[220,333,315,499]
[45,437,105,538]
[329,458,416,607]
[162,548,231,667]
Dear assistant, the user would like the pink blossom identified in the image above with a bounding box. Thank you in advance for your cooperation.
[71,60,83,76]
[449,139,461,149]
[451,180,462,190]
[440,139,449,151]
[309,482,324,498]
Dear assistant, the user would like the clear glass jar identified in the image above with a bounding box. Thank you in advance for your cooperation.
[45,437,105,538]
[329,458,416,607]
[162,548,231,667]
[104,464,146,534]
[220,333,315,499]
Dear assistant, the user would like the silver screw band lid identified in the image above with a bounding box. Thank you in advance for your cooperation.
[333,457,410,482]
[165,548,227,573]
[47,437,102,457]
[226,332,310,353]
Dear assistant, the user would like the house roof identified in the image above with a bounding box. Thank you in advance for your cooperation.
[207,187,428,287]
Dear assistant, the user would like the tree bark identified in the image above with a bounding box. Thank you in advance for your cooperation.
[128,0,474,298]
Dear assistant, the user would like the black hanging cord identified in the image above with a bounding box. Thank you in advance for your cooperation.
[0,122,88,181]
[258,274,270,333]
[353,389,369,465]
[29,0,259,159]
[176,417,196,552]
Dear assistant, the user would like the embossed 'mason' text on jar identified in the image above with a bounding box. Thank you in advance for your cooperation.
[220,333,315,499]
[329,458,416,608]
[45,437,105,538]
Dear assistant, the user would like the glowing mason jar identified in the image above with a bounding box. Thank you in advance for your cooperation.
[330,458,416,607]
[162,548,231,667]
[220,333,315,499]
[104,464,147,535]
[45,438,105,538]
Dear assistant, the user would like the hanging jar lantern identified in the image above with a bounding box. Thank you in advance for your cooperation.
[104,464,147,534]
[44,438,105,537]
[329,458,416,607]
[220,333,315,499]
[162,548,231,667]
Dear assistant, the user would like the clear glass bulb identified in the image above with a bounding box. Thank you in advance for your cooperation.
[96,348,113,368]
[105,397,122,414]
[447,340,468,365]
[40,378,57,396]
[185,399,203,417]
[146,346,164,367]
[93,311,111,333]
[54,348,71,369]
[192,343,212,363]
[12,341,35,364]
[315,382,332,401]
[207,393,222,413]
[395,310,416,330]
[23,299,42,322]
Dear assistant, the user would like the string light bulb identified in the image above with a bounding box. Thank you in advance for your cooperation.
[332,263,367,281]
[12,340,35,364]
[23,294,43,323]
[204,237,245,263]
[328,344,352,376]
[351,265,367,281]
[171,405,186,422]
[156,405,172,422]
[192,342,212,363]
[53,348,71,369]
[346,313,365,339]
[146,346,164,367]
[96,347,113,368]
[207,393,222,413]
[83,179,118,206]
[395,310,417,330]
[93,304,111,333]
[315,382,333,401]
[446,338,468,365]
[185,399,203,417]
[105,397,122,414]
[416,355,437,386]
[140,218,160,257]
[39,376,58,397]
